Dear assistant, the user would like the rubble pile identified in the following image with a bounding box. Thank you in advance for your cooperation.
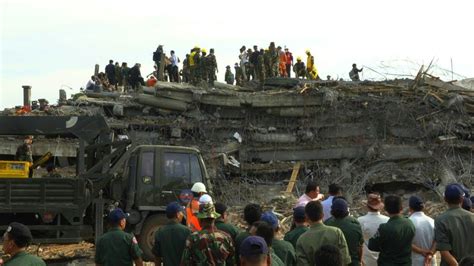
[2,75,474,206]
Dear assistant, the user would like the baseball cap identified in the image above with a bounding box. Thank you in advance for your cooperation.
[331,198,349,213]
[260,211,279,229]
[444,183,465,200]
[409,195,424,210]
[108,208,129,223]
[166,202,184,216]
[293,206,306,220]
[4,222,33,246]
[367,193,384,210]
[240,236,269,257]
[462,197,472,211]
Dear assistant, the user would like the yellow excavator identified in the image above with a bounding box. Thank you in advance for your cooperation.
[0,152,52,178]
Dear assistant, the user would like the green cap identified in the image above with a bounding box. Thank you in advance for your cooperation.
[196,202,221,219]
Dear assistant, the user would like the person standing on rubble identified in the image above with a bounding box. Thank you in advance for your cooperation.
[114,62,122,88]
[235,63,244,86]
[349,63,363,81]
[285,47,293,78]
[199,48,208,83]
[239,46,248,81]
[249,45,259,80]
[269,42,279,77]
[293,57,306,79]
[105,60,116,89]
[186,182,207,232]
[121,62,130,89]
[169,50,179,82]
[182,54,190,83]
[206,48,218,86]
[257,49,266,89]
[277,46,287,77]
[295,181,324,208]
[153,45,163,77]
[225,65,235,85]
[305,50,319,80]
[128,63,145,90]
[263,49,272,78]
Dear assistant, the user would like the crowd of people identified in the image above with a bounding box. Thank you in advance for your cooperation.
[84,43,366,92]
[2,180,474,265]
[104,181,474,265]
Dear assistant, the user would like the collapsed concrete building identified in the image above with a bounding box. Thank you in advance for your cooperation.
[1,74,473,205]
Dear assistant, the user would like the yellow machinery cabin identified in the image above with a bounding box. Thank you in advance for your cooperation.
[0,161,31,178]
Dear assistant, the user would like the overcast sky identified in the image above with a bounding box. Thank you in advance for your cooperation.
[1,0,473,109]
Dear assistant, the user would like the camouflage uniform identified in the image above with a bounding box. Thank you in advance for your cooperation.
[270,49,279,78]
[200,53,208,83]
[263,50,272,78]
[180,203,235,266]
[256,52,266,89]
[234,65,244,87]
[206,53,217,86]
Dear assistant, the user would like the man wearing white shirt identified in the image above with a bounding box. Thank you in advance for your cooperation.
[322,183,343,221]
[408,195,436,266]
[357,193,389,266]
[295,181,324,208]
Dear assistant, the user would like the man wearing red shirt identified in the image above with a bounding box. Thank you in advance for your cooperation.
[285,48,294,78]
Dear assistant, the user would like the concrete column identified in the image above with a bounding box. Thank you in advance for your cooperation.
[22,85,31,108]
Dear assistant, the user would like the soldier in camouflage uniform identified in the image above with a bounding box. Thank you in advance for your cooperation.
[206,48,218,87]
[182,54,190,83]
[234,63,244,87]
[269,42,279,78]
[263,49,272,78]
[256,49,266,89]
[181,202,234,265]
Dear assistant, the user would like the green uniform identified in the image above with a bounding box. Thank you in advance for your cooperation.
[256,53,266,88]
[4,251,45,266]
[153,220,191,266]
[284,225,308,249]
[224,69,234,85]
[296,222,351,266]
[263,50,272,77]
[270,49,279,77]
[368,215,415,266]
[199,54,208,83]
[435,206,474,266]
[206,54,217,86]
[294,62,306,78]
[234,66,243,86]
[272,239,296,266]
[270,249,285,266]
[181,226,234,265]
[325,216,364,266]
[215,220,240,241]
[234,230,251,265]
[95,227,143,266]
[215,220,240,266]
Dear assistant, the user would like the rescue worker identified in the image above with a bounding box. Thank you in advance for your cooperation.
[181,202,235,265]
[200,48,208,83]
[95,208,144,266]
[186,182,207,232]
[2,222,46,266]
[305,50,319,80]
[278,46,287,77]
[153,202,191,266]
[235,63,244,86]
[349,63,363,81]
[285,47,294,78]
[269,42,279,77]
[263,49,272,78]
[182,54,190,83]
[206,48,218,86]
[16,136,33,163]
[114,62,122,87]
[261,211,296,265]
[256,49,266,89]
[293,57,306,79]
[245,48,253,81]
[249,45,259,80]
[189,47,200,85]
[121,62,130,89]
[153,45,164,79]
[215,202,241,241]
[225,65,235,85]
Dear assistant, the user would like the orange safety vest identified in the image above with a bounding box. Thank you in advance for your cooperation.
[186,198,201,231]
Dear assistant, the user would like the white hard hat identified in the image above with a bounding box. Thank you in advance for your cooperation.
[191,182,207,193]
[198,194,213,205]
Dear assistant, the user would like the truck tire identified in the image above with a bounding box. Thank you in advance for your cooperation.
[138,214,167,261]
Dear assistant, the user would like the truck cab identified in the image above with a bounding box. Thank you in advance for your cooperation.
[109,145,210,260]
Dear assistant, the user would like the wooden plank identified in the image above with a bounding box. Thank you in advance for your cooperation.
[286,162,301,193]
